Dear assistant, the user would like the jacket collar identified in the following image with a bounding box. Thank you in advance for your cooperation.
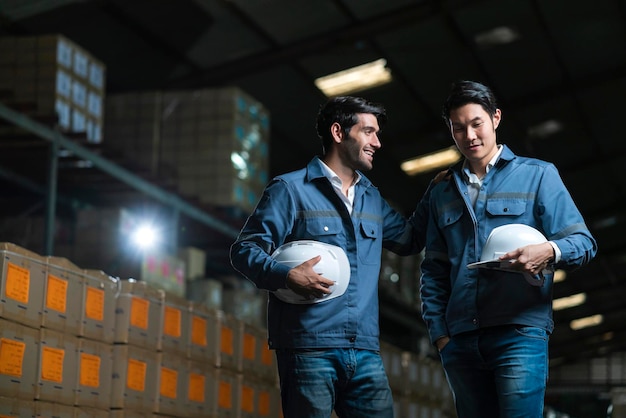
[306,156,373,189]
[450,144,516,174]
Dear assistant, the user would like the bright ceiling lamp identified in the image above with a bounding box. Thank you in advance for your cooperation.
[553,269,567,283]
[314,59,392,97]
[131,223,160,250]
[570,314,603,331]
[401,146,462,176]
[553,292,586,311]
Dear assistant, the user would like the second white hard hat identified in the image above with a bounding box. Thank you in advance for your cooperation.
[467,224,551,286]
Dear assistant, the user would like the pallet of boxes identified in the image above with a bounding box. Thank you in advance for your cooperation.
[0,34,105,143]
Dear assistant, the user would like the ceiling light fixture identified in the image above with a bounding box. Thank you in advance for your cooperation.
[553,292,586,311]
[314,59,392,97]
[400,146,462,176]
[474,26,521,47]
[527,119,563,138]
[553,269,567,283]
[592,215,618,230]
[570,314,603,331]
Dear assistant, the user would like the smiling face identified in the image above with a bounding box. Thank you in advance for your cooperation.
[448,103,501,174]
[336,112,381,172]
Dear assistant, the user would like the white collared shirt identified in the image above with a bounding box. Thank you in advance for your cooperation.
[319,160,361,214]
[462,144,503,208]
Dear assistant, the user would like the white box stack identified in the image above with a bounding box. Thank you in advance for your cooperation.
[0,34,105,142]
[104,87,270,213]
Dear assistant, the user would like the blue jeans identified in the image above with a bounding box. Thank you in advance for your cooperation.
[275,348,394,418]
[439,325,548,418]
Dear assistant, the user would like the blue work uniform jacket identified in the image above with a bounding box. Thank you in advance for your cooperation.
[420,145,597,344]
[230,156,429,350]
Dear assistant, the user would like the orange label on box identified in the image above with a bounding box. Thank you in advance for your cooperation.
[163,306,181,338]
[5,262,30,303]
[160,366,178,399]
[191,316,207,347]
[0,338,25,377]
[218,381,232,409]
[188,373,205,402]
[243,333,256,360]
[259,391,271,416]
[80,352,101,388]
[241,385,254,413]
[85,287,104,321]
[46,274,68,313]
[127,358,146,392]
[130,297,149,329]
[41,346,65,383]
[221,326,233,356]
[261,345,273,366]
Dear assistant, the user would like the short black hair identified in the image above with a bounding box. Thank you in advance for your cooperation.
[316,96,386,154]
[442,80,498,123]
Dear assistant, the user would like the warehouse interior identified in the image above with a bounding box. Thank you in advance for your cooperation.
[1,0,626,416]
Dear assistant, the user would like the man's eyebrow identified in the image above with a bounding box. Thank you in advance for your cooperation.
[452,116,483,125]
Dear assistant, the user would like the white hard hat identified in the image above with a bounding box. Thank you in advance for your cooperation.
[467,224,551,286]
[271,240,350,304]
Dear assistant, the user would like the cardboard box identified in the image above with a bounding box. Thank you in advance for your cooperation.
[0,242,46,329]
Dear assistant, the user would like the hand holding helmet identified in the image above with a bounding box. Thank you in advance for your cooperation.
[285,255,335,300]
[467,224,554,286]
[498,241,554,276]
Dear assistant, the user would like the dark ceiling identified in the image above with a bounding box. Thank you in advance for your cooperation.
[1,0,626,378]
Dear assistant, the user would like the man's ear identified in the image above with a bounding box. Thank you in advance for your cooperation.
[330,122,343,143]
[493,108,502,130]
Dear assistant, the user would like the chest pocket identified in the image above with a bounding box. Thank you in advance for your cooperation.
[359,220,381,265]
[485,200,526,217]
[437,206,463,229]
[304,218,343,238]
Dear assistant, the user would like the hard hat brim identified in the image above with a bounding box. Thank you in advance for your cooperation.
[467,259,547,287]
[467,259,514,269]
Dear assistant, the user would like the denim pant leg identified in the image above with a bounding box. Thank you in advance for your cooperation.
[484,326,548,418]
[440,331,499,418]
[440,326,548,418]
[275,348,394,418]
[334,349,394,418]
[276,348,337,418]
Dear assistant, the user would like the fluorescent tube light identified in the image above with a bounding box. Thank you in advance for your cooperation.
[474,26,520,47]
[527,119,563,138]
[315,59,392,97]
[553,269,567,283]
[553,292,586,311]
[570,314,603,331]
[400,146,462,176]
[593,215,618,230]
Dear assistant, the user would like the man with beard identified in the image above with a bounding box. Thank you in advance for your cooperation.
[230,96,434,418]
